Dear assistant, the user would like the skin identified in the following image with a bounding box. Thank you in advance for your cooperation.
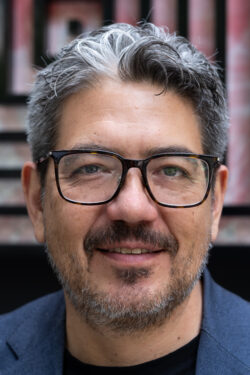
[22,80,228,366]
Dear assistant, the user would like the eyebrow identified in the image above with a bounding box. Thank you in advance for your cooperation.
[69,143,197,157]
[146,146,197,156]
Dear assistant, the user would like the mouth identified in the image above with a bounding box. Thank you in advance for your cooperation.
[97,247,163,255]
[95,246,165,265]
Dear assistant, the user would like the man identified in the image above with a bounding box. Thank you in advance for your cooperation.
[0,23,249,374]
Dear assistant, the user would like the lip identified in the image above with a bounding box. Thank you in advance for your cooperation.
[96,242,165,265]
[97,241,163,252]
[99,250,163,265]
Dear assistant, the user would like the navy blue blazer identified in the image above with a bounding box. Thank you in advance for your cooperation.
[0,269,249,374]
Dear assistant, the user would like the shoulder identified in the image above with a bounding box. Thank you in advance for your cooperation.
[0,290,64,334]
[0,291,65,372]
[203,268,250,327]
[202,269,250,368]
[0,291,65,354]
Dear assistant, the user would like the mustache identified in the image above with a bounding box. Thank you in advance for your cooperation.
[84,222,179,257]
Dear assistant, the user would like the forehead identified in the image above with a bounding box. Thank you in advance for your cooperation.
[56,80,203,156]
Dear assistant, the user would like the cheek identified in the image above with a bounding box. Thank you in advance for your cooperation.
[163,206,212,279]
[44,196,107,242]
[162,204,212,249]
[42,200,97,277]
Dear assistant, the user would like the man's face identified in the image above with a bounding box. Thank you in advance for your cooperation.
[27,80,226,331]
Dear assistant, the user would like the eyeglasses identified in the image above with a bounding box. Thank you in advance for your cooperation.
[37,150,220,208]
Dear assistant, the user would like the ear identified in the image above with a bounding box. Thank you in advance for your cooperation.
[22,162,45,243]
[211,165,228,242]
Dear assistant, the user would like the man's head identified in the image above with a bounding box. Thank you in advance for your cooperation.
[23,23,228,333]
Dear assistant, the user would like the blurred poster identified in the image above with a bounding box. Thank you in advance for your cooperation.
[115,0,140,25]
[9,0,102,95]
[151,0,177,32]
[11,0,34,95]
[46,0,102,56]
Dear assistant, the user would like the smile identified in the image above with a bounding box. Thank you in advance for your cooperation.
[98,248,163,254]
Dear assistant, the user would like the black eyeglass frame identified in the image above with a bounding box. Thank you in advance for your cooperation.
[37,150,221,208]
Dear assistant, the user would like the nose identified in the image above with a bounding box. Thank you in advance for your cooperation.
[106,168,159,224]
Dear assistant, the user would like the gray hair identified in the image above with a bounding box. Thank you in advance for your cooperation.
[27,22,228,169]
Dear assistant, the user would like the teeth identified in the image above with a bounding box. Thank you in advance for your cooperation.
[121,248,130,254]
[131,248,142,254]
[107,248,153,254]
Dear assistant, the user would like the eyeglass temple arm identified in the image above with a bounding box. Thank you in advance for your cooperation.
[36,152,52,165]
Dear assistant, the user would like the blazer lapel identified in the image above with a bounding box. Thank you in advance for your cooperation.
[195,270,250,374]
[196,329,250,375]
[5,333,65,375]
[5,291,65,375]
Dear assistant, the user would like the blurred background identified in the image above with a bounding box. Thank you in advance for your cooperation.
[0,0,249,312]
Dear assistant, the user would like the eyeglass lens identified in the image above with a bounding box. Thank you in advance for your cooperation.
[57,153,209,206]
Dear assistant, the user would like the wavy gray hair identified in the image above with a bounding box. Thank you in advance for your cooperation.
[27,22,228,170]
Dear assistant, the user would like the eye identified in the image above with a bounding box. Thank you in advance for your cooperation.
[81,165,100,174]
[69,164,104,178]
[162,166,183,177]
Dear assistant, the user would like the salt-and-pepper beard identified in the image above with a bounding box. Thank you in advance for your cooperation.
[45,222,210,334]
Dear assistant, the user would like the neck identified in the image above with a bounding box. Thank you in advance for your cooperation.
[65,280,203,367]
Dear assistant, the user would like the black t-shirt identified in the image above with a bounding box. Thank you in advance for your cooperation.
[64,335,199,375]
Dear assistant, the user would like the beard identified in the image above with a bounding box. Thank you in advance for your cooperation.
[45,221,210,334]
